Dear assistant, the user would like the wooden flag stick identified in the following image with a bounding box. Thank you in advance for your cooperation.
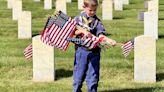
[116,42,123,46]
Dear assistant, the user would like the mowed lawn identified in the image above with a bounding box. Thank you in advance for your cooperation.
[0,0,164,92]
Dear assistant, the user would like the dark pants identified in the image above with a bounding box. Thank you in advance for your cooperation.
[73,48,100,92]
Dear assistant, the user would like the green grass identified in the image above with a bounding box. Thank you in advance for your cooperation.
[0,0,164,92]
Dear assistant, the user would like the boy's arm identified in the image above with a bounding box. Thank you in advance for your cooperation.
[74,25,117,49]
[74,26,117,46]
[75,25,91,36]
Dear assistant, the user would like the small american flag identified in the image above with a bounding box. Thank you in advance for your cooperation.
[121,39,134,57]
[23,43,32,59]
[40,11,76,51]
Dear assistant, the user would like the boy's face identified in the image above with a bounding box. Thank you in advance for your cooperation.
[84,6,97,17]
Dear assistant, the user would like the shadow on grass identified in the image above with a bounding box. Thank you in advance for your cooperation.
[156,72,164,82]
[159,18,164,20]
[101,73,164,92]
[101,87,164,92]
[32,34,40,37]
[158,35,164,39]
[113,17,125,20]
[123,7,132,10]
[55,69,73,80]
[159,9,164,11]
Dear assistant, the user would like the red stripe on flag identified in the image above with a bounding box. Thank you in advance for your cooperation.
[49,18,71,48]
[52,18,72,47]
[49,26,61,46]
[63,27,76,50]
[58,19,77,49]
[49,26,60,42]
[88,37,99,49]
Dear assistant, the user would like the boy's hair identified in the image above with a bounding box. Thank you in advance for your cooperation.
[83,0,98,8]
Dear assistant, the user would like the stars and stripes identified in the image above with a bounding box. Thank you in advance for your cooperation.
[23,43,32,59]
[121,39,134,57]
[40,11,77,51]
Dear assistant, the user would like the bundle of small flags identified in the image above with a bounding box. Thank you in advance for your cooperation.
[121,39,134,57]
[23,11,76,59]
[40,11,77,51]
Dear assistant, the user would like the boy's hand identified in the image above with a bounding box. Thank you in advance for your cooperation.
[106,38,117,46]
[75,25,92,36]
[98,34,117,47]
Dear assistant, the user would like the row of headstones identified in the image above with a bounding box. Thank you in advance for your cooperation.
[138,0,158,40]
[135,0,158,82]
[34,0,129,20]
[8,0,32,39]
[32,34,157,82]
[7,0,132,39]
[7,0,54,81]
[33,0,129,11]
[9,0,130,20]
[8,0,67,13]
[7,0,68,39]
[103,0,130,20]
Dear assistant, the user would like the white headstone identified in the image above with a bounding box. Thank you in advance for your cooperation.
[18,11,32,39]
[44,0,52,9]
[102,0,113,20]
[7,0,15,9]
[134,35,156,82]
[114,0,123,11]
[144,12,158,39]
[78,0,83,10]
[148,0,159,13]
[33,35,55,82]
[12,0,22,20]
[34,0,40,2]
[56,0,67,14]
[122,0,129,5]
[66,0,71,3]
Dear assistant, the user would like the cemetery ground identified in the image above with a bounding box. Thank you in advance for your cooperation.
[0,0,164,92]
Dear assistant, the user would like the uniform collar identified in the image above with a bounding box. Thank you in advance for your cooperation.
[80,11,96,20]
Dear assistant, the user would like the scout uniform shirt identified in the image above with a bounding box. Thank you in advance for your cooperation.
[74,11,106,53]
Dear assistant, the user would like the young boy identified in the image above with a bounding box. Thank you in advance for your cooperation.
[73,0,116,92]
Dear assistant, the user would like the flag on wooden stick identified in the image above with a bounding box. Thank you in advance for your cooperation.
[66,34,100,50]
[121,39,134,57]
